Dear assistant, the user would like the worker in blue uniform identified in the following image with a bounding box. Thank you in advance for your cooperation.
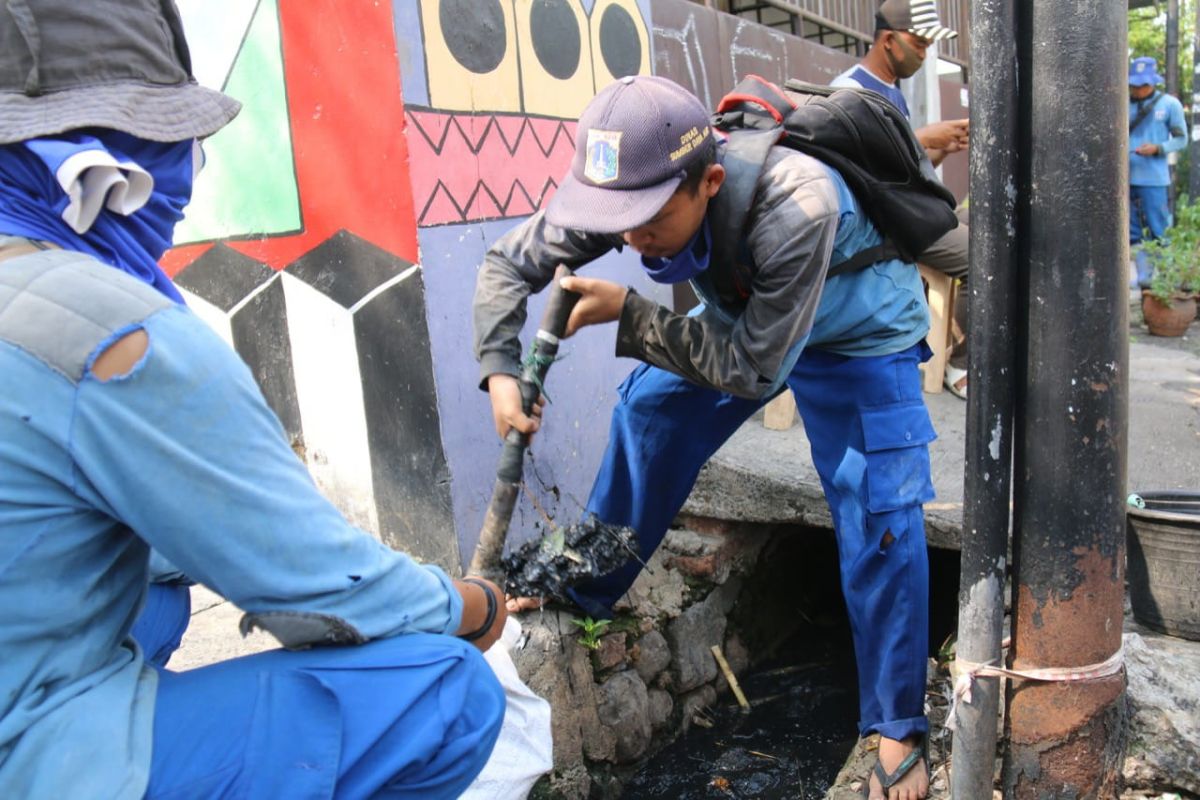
[0,2,506,797]
[1128,56,1187,288]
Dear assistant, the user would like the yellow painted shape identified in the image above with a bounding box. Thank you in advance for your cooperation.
[420,0,520,112]
[514,0,593,118]
[590,0,651,93]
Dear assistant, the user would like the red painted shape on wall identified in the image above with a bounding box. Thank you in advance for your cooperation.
[162,0,418,275]
[406,110,575,227]
[160,243,213,275]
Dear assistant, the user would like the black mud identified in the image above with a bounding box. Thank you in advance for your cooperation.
[624,632,859,799]
[502,517,639,601]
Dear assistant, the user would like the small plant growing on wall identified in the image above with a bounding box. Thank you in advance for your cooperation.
[571,616,611,650]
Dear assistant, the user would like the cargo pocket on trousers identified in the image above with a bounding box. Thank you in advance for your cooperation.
[861,400,937,515]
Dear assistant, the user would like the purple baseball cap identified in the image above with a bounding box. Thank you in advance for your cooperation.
[546,75,715,234]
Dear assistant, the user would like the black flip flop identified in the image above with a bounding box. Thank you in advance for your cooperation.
[862,736,928,798]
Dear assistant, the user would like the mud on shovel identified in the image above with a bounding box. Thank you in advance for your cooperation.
[468,265,582,582]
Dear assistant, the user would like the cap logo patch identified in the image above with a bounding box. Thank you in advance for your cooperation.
[585,129,622,184]
[670,125,708,162]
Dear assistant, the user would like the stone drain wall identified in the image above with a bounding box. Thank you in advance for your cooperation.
[510,517,775,799]
[505,515,1200,799]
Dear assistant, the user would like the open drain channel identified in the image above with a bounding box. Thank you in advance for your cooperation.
[621,527,961,799]
[624,627,858,799]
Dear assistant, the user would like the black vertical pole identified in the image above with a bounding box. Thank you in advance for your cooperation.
[950,0,1019,795]
[1002,0,1129,795]
[1168,0,1181,99]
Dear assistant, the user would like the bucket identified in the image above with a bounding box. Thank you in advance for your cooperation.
[1126,492,1200,641]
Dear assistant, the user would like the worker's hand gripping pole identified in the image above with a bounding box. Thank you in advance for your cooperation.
[469,265,581,581]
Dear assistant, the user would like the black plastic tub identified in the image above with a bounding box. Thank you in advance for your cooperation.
[1126,492,1200,641]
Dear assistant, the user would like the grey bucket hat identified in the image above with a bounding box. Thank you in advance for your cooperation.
[0,0,241,145]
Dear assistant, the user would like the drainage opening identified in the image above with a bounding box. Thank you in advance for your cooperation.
[624,523,959,798]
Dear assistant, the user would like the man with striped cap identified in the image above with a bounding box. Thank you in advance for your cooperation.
[833,0,973,402]
[832,0,966,166]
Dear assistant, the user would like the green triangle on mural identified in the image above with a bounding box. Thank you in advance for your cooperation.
[175,0,300,245]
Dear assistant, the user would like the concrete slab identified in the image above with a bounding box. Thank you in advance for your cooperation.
[685,340,1200,551]
[168,584,277,671]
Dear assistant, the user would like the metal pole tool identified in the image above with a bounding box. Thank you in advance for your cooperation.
[468,264,581,582]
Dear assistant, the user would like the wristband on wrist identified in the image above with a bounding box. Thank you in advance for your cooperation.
[460,578,498,642]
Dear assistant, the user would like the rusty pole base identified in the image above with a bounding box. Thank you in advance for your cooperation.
[1002,674,1128,799]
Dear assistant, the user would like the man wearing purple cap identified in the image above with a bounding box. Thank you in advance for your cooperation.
[0,2,506,797]
[475,74,936,798]
[1128,56,1187,289]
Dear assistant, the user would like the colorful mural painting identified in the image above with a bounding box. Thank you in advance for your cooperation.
[168,0,966,573]
[170,0,452,568]
[399,0,664,566]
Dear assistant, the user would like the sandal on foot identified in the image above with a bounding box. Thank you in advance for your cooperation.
[862,736,928,799]
[943,365,967,400]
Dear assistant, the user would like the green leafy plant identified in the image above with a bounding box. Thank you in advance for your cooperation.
[936,632,957,670]
[1140,195,1200,304]
[570,616,611,650]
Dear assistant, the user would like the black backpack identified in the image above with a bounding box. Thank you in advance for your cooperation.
[709,75,959,283]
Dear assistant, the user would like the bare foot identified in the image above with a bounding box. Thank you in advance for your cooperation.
[505,595,546,613]
[866,736,927,800]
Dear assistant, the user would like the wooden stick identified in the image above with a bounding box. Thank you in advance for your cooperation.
[711,645,750,711]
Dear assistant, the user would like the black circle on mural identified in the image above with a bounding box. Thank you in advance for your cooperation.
[599,5,642,78]
[440,0,506,74]
[530,0,581,81]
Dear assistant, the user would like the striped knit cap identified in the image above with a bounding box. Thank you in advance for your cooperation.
[875,0,958,42]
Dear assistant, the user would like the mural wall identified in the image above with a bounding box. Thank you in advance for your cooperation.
[170,0,968,573]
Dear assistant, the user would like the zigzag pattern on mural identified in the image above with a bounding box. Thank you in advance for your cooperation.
[406,108,573,156]
[418,176,561,228]
[405,109,575,227]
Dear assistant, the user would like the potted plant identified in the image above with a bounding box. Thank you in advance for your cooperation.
[1139,197,1200,337]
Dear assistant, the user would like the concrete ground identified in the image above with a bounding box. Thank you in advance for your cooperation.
[685,335,1200,552]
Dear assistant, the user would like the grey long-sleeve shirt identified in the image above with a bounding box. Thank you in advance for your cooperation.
[475,145,931,399]
[473,147,842,400]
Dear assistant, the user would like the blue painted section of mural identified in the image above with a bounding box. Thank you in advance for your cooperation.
[417,219,672,566]
[393,0,430,107]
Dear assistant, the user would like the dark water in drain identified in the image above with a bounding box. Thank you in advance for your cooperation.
[624,637,859,799]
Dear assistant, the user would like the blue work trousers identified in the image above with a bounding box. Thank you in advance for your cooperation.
[131,588,504,799]
[131,583,192,669]
[1129,184,1171,245]
[571,344,935,741]
[1130,185,1172,289]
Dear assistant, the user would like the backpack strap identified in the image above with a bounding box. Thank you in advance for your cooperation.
[707,128,779,305]
[826,241,902,278]
[1130,91,1162,134]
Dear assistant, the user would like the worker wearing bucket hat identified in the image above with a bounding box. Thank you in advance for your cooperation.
[0,2,507,797]
[1128,56,1187,289]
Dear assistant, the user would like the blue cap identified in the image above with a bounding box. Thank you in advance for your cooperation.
[1129,57,1163,88]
